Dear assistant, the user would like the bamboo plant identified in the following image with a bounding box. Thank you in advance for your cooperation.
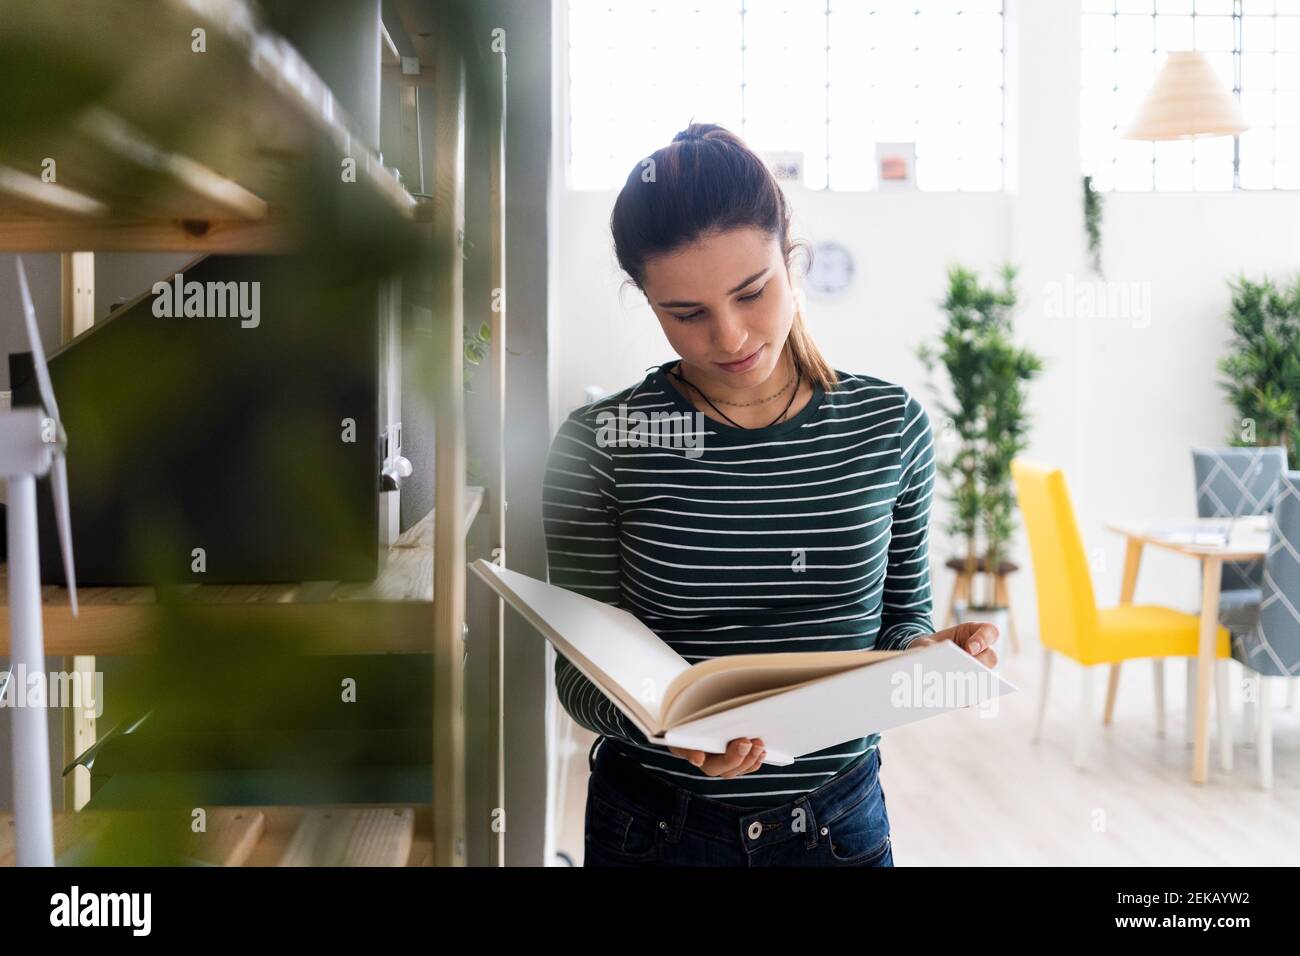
[1218,273,1300,461]
[918,264,1044,609]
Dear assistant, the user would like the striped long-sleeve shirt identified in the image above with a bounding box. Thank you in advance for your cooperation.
[541,360,937,808]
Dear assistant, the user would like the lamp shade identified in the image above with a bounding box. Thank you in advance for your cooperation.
[1120,51,1248,140]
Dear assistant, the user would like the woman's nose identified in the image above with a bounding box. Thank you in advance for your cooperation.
[713,311,749,355]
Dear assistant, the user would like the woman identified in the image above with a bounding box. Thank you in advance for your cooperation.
[542,123,998,867]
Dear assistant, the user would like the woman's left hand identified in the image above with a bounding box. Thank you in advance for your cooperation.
[906,621,999,669]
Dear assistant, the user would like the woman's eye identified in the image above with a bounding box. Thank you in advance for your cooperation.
[672,287,764,322]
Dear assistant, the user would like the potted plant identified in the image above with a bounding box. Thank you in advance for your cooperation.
[1217,273,1300,460]
[1083,175,1104,277]
[917,264,1043,645]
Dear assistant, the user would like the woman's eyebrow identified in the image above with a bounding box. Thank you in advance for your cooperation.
[656,268,769,308]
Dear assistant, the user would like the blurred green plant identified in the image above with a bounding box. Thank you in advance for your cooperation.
[918,264,1044,609]
[464,319,492,388]
[0,0,499,866]
[1083,175,1104,277]
[1218,273,1300,460]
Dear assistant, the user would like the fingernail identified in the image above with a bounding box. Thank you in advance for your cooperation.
[691,754,704,766]
[738,742,752,754]
[969,641,982,654]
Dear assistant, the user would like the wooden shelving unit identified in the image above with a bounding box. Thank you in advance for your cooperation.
[0,491,482,657]
[0,0,507,867]
[0,0,418,251]
[2,806,437,866]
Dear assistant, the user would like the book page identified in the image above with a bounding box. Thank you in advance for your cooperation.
[663,640,1017,764]
[471,560,689,732]
[661,648,902,727]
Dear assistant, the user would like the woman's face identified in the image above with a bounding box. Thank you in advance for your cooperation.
[641,226,796,396]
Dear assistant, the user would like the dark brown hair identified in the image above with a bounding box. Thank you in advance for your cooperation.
[609,121,838,392]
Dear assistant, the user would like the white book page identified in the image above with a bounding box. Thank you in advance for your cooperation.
[472,561,689,726]
[663,641,1018,765]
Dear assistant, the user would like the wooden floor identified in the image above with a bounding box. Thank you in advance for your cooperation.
[554,640,1300,866]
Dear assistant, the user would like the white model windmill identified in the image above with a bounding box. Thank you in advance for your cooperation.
[3,257,78,867]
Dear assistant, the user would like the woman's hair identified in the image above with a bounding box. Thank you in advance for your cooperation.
[610,121,838,392]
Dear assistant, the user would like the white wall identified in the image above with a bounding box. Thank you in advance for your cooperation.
[552,0,1300,643]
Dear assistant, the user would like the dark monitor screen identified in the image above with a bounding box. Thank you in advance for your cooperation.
[9,254,381,586]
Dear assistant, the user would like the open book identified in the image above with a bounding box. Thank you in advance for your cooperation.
[471,560,1017,766]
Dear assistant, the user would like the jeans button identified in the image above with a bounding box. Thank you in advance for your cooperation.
[747,821,763,840]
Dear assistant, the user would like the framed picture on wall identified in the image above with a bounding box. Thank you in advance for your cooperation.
[763,151,805,187]
[875,142,916,190]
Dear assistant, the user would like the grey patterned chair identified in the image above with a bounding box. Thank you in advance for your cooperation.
[1193,446,1288,605]
[1191,447,1289,748]
[1228,470,1300,789]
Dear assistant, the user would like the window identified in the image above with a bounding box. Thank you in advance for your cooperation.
[1082,0,1300,191]
[567,1,1006,191]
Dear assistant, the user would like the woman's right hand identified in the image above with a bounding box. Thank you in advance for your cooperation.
[668,737,766,778]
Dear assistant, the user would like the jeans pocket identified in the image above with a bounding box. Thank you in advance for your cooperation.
[585,787,661,861]
[824,780,892,866]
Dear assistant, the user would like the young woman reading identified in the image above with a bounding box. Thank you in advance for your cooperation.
[542,123,999,867]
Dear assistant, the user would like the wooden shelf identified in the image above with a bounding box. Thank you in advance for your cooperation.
[0,0,419,252]
[1,805,433,866]
[0,489,485,656]
[0,0,502,867]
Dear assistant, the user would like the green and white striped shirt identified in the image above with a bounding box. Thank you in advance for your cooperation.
[542,360,936,808]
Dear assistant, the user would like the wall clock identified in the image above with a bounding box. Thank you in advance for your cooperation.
[805,241,855,297]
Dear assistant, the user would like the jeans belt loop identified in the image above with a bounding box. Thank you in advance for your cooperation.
[663,788,690,845]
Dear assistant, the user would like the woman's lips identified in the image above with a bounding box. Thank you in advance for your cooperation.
[714,345,764,374]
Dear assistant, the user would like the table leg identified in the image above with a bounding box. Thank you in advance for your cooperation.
[1103,666,1121,726]
[1105,540,1144,726]
[1192,557,1222,784]
[1119,539,1142,604]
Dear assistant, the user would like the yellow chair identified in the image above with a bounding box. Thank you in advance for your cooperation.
[1010,459,1233,770]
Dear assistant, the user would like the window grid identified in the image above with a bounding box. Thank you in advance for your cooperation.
[568,1,1006,192]
[1081,0,1300,191]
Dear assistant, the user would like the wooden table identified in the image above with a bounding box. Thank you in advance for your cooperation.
[1105,516,1270,784]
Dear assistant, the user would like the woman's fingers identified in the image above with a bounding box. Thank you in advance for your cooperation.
[917,621,1001,658]
[672,738,768,777]
[961,621,1000,656]
[706,737,753,776]
[720,738,766,778]
[668,746,706,767]
[727,747,766,778]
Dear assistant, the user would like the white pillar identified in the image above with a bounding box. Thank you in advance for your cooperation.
[7,475,55,866]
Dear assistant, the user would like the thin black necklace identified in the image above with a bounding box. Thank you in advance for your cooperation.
[668,355,803,429]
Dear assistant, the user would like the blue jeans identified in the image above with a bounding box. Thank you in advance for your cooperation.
[583,738,894,867]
